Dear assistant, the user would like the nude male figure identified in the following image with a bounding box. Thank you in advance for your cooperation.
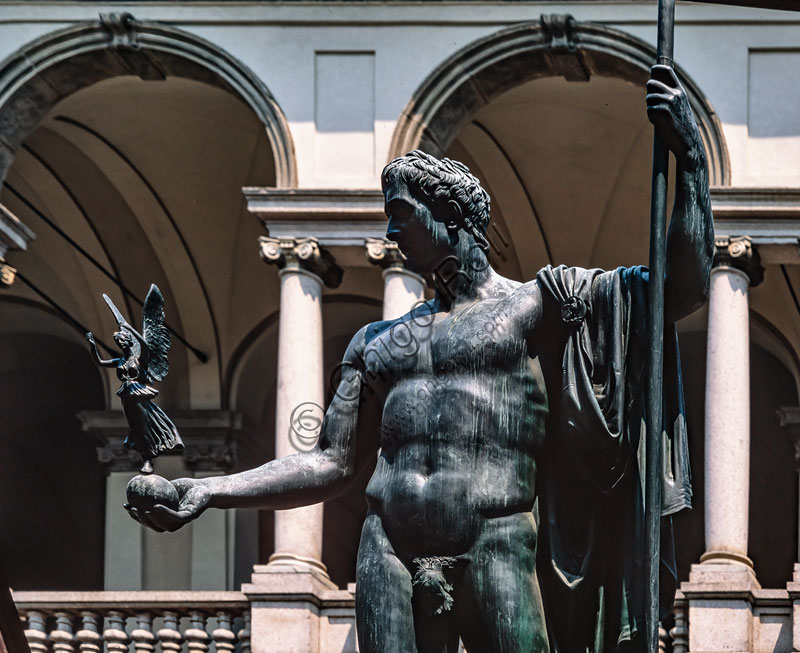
[130,65,713,652]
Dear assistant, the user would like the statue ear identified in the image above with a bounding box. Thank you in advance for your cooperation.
[446,200,462,230]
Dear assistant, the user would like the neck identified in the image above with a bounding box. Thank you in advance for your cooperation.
[432,239,493,308]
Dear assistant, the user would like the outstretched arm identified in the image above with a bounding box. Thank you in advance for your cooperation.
[647,64,715,324]
[85,332,119,367]
[133,326,380,532]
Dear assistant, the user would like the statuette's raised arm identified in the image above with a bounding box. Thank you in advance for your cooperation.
[85,331,119,367]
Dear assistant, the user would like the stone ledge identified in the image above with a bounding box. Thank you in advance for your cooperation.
[244,188,387,250]
[78,409,241,472]
[12,590,249,611]
[242,565,355,610]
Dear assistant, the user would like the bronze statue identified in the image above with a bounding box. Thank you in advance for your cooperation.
[127,65,713,652]
[86,284,183,474]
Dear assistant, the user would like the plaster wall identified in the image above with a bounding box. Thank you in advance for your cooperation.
[0,1,797,188]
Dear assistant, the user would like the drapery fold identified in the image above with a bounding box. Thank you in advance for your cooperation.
[535,265,691,652]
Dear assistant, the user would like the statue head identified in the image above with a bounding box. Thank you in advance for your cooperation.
[381,150,491,273]
[114,329,133,351]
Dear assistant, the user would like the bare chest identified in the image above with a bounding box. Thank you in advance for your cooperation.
[362,300,530,393]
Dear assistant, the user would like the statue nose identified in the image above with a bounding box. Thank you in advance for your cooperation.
[386,218,402,242]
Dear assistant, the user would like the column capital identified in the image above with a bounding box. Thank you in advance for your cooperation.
[714,236,764,287]
[365,237,405,270]
[259,236,342,288]
[365,237,427,285]
[77,409,241,473]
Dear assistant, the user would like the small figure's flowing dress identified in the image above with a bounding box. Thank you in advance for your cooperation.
[116,361,183,459]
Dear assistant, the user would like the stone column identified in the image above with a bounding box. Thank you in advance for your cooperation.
[78,416,146,590]
[78,409,240,590]
[366,237,426,320]
[702,236,763,569]
[681,236,763,653]
[259,237,342,575]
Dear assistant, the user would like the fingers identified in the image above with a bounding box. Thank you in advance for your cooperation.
[646,79,675,97]
[144,504,196,532]
[124,504,166,533]
[650,64,680,87]
[646,93,674,107]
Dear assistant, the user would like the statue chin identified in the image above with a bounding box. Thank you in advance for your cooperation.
[126,474,179,512]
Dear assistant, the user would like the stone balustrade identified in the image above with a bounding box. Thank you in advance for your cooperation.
[13,585,800,652]
[13,592,250,653]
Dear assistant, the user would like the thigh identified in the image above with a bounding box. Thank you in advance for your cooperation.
[459,513,550,653]
[356,512,418,653]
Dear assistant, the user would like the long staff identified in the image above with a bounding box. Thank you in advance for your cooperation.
[645,0,674,649]
[646,2,798,648]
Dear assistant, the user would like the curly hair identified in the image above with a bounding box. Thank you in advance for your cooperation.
[381,150,491,250]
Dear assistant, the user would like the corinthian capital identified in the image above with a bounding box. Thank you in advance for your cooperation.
[714,236,763,287]
[259,236,342,288]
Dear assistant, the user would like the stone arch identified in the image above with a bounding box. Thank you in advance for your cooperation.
[390,16,730,186]
[752,311,800,400]
[0,12,297,188]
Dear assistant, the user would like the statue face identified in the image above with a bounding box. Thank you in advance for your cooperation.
[383,177,451,275]
[114,331,131,348]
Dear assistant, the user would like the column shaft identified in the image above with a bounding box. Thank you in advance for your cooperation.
[366,237,426,321]
[272,268,326,569]
[703,265,752,564]
[381,268,425,321]
[260,236,341,576]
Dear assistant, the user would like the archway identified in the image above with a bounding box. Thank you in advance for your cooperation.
[0,17,296,590]
[391,16,728,186]
[0,15,295,409]
[390,17,730,280]
[0,13,295,188]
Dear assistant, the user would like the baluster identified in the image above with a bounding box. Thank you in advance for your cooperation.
[50,612,75,653]
[670,602,689,653]
[103,611,130,653]
[184,611,210,653]
[130,613,155,653]
[658,623,668,653]
[23,610,49,653]
[75,612,101,653]
[211,611,236,653]
[156,611,183,653]
[237,612,251,653]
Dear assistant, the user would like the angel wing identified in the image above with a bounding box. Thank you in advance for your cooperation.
[141,284,171,384]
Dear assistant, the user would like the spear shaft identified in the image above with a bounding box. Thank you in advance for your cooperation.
[645,0,675,650]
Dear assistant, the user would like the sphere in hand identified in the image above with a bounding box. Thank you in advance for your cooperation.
[126,474,179,512]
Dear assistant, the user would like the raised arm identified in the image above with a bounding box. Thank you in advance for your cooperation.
[646,64,715,323]
[85,332,119,367]
[133,325,380,532]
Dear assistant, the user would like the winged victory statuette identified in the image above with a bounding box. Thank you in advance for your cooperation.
[86,284,184,474]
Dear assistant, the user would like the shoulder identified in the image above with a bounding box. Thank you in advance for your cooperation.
[536,264,647,298]
[343,324,371,362]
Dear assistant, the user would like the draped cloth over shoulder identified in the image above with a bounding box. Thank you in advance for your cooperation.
[535,264,691,653]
